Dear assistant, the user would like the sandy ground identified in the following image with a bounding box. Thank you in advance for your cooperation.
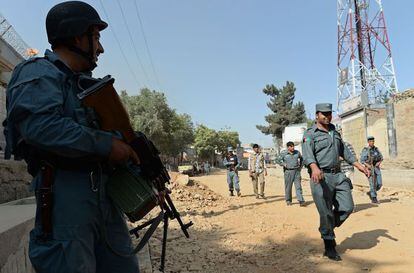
[141,168,414,273]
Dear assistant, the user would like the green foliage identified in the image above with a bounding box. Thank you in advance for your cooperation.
[256,81,307,144]
[120,89,194,158]
[194,125,240,160]
[216,130,240,156]
[194,125,218,161]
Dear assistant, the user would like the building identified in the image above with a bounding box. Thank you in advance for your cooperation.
[282,123,308,154]
[0,14,31,151]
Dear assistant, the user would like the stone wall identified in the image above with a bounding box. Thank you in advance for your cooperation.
[0,160,32,204]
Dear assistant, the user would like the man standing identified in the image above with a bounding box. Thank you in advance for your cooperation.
[4,2,140,272]
[223,147,241,196]
[360,136,383,204]
[278,142,304,206]
[204,161,211,175]
[302,103,369,261]
[248,144,267,199]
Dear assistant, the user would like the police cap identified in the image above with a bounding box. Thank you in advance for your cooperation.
[315,103,333,113]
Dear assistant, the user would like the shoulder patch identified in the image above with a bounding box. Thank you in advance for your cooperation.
[303,136,311,143]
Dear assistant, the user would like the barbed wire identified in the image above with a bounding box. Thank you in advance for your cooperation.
[0,13,31,59]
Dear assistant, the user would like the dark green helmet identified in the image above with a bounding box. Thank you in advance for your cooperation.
[46,1,107,44]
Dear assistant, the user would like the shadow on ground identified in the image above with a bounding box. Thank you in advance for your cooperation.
[144,225,401,273]
[353,198,392,213]
[339,229,398,252]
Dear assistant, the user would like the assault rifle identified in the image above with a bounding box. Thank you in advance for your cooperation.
[77,75,193,271]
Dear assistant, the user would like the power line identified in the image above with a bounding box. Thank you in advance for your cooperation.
[133,0,162,90]
[115,0,151,87]
[98,0,142,88]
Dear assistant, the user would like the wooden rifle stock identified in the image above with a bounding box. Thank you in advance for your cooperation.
[77,75,169,189]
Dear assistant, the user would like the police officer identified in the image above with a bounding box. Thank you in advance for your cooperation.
[4,1,140,272]
[302,103,369,261]
[278,141,305,206]
[248,144,267,199]
[223,147,241,196]
[360,136,383,204]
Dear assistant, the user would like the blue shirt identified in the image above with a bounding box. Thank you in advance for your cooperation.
[5,49,112,162]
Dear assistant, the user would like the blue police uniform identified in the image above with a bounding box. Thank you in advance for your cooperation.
[223,154,240,194]
[360,144,383,199]
[4,50,139,273]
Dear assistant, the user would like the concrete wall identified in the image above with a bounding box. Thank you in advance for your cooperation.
[366,107,389,159]
[0,85,6,150]
[393,89,414,160]
[341,107,390,160]
[341,110,366,158]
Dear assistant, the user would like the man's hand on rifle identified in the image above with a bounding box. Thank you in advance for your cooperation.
[354,162,370,177]
[109,137,140,164]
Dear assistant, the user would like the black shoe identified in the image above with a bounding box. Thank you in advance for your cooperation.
[229,191,234,196]
[372,197,379,204]
[286,201,292,206]
[299,201,306,207]
[237,191,242,197]
[260,194,266,199]
[323,239,341,261]
[366,192,373,201]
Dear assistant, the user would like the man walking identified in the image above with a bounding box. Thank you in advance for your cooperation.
[248,144,267,199]
[360,136,383,204]
[278,142,305,206]
[302,103,369,261]
[223,147,241,196]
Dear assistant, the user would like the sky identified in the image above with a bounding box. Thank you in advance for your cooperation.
[1,0,413,147]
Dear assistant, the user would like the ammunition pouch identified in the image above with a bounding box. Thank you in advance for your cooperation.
[106,165,159,222]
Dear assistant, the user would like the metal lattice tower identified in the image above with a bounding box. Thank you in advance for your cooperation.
[337,0,398,112]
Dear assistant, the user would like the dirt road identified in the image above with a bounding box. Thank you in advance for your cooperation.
[145,168,414,273]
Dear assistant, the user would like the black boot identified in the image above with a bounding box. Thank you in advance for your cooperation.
[323,239,341,261]
[229,190,234,196]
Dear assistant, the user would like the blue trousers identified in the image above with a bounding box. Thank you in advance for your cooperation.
[284,170,304,202]
[368,167,383,198]
[29,168,139,273]
[310,172,354,240]
[227,171,240,192]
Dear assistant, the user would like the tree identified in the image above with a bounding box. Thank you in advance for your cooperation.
[170,113,194,161]
[216,130,241,156]
[120,89,194,160]
[194,125,241,164]
[256,81,306,151]
[194,125,218,162]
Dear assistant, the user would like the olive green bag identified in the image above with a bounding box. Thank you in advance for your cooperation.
[106,166,159,222]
